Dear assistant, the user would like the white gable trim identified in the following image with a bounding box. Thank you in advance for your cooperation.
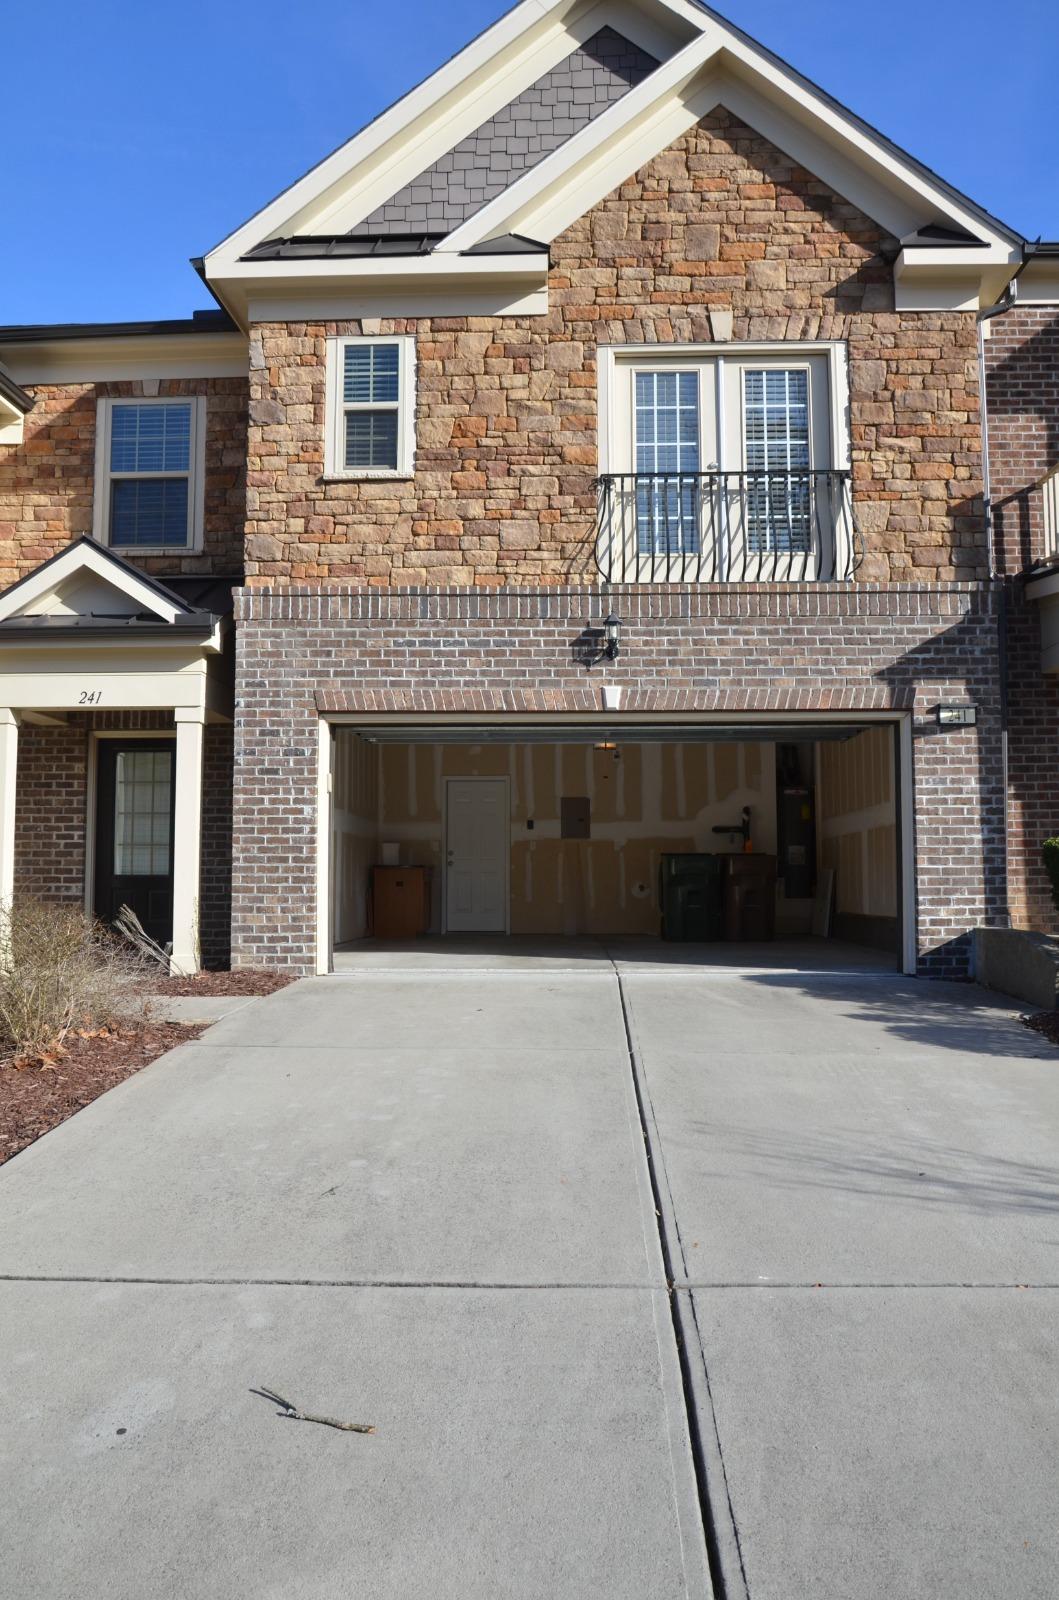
[438,28,1019,257]
[205,0,700,275]
[0,543,186,626]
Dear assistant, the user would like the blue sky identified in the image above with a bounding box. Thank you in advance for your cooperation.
[2,0,1056,325]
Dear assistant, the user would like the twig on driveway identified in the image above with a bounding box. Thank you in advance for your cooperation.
[254,1385,376,1434]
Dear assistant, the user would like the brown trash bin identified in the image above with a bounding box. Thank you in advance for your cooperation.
[723,854,777,942]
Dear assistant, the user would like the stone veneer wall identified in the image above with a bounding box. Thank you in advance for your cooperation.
[231,582,1005,977]
[0,376,249,585]
[984,305,1059,932]
[245,109,986,585]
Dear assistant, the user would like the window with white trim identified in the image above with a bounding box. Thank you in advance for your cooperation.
[602,345,850,580]
[325,335,416,477]
[93,396,205,551]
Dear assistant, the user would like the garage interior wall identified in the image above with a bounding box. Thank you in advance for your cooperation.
[333,733,778,938]
[816,726,899,950]
[332,730,379,942]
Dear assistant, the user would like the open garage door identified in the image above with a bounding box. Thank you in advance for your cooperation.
[323,715,910,974]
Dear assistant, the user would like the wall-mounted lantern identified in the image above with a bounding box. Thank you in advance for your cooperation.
[603,613,623,660]
[935,704,978,730]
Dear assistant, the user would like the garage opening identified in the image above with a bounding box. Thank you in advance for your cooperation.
[326,719,906,970]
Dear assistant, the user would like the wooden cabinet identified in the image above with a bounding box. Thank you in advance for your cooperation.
[371,866,431,939]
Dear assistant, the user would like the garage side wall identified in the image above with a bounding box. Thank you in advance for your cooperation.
[817,726,898,951]
[232,582,1004,977]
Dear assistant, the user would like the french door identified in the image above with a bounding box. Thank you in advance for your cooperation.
[613,352,835,580]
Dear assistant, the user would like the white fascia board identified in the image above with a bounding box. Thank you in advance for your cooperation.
[2,333,248,386]
[441,18,1022,256]
[221,254,548,283]
[303,0,649,238]
[0,544,184,625]
[1025,570,1059,604]
[203,0,578,273]
[439,26,722,252]
[203,0,710,268]
[712,32,1019,254]
[215,253,549,324]
[245,285,549,321]
[1018,260,1059,305]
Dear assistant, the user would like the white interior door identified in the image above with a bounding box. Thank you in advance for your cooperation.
[445,778,509,933]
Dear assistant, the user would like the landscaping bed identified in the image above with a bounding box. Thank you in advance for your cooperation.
[1022,1011,1059,1049]
[0,1021,205,1167]
[148,969,295,998]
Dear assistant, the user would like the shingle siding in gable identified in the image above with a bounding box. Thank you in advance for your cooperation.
[348,27,657,236]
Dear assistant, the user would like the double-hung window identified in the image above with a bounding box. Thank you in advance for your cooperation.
[93,396,205,551]
[325,335,416,477]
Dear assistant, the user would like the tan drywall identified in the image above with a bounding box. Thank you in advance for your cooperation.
[817,727,897,917]
[333,732,378,942]
[375,739,776,936]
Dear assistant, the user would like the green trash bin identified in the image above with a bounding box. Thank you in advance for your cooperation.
[659,853,724,941]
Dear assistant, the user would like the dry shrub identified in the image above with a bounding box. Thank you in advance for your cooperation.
[0,898,148,1059]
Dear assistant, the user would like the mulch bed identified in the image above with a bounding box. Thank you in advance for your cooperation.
[0,1022,205,1168]
[1022,1011,1059,1047]
[147,969,295,998]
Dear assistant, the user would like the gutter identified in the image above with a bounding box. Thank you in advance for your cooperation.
[975,241,1038,931]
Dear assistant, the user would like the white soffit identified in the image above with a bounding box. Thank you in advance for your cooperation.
[0,542,186,625]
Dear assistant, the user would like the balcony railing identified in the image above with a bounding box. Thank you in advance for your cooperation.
[594,468,862,584]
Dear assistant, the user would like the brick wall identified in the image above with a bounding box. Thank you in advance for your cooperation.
[0,376,249,586]
[231,582,1005,977]
[984,304,1059,931]
[246,109,985,586]
[984,304,1059,575]
[201,722,234,966]
[14,724,87,905]
[12,710,233,967]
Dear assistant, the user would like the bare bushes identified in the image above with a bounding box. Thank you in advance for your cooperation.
[0,899,147,1059]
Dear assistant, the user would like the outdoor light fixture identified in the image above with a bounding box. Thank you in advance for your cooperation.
[936,704,978,729]
[603,613,622,659]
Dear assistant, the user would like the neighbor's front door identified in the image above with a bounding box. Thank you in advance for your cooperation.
[94,740,176,946]
[445,777,508,933]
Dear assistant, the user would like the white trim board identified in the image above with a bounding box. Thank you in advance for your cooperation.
[203,0,701,275]
[0,540,185,625]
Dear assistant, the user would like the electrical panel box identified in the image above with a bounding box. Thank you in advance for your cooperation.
[561,796,591,839]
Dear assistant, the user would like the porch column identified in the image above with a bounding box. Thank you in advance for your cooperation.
[0,709,18,925]
[171,707,205,975]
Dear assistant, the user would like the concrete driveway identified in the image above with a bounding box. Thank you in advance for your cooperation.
[1,941,1057,1598]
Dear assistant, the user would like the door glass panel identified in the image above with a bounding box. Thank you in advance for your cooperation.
[634,371,700,556]
[113,750,172,876]
[743,369,812,554]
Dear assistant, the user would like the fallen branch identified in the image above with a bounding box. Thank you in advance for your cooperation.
[255,1385,375,1434]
